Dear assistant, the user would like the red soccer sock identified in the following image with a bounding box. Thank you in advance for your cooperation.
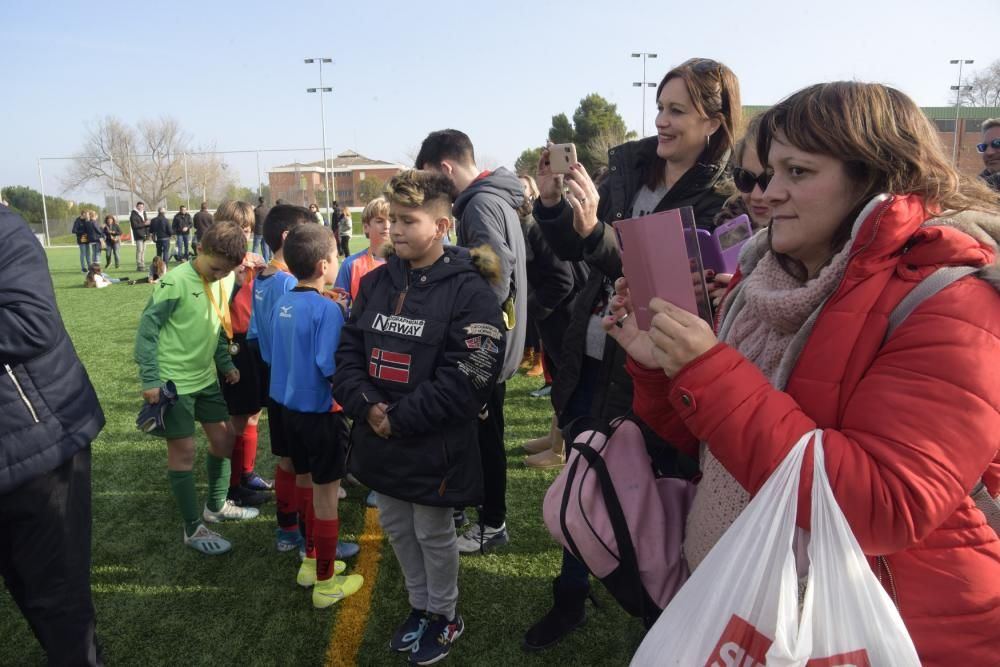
[242,423,258,475]
[297,485,317,559]
[229,434,245,488]
[275,466,298,530]
[314,518,341,581]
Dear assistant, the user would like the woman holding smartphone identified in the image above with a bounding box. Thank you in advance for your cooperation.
[524,57,741,651]
[607,81,1000,666]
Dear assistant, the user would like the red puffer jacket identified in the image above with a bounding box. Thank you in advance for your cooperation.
[631,194,1000,666]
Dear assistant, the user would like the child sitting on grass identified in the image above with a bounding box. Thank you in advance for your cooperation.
[269,223,363,608]
[134,220,258,555]
[333,170,505,664]
[83,262,124,288]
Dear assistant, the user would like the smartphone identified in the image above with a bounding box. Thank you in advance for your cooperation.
[697,214,753,275]
[613,207,713,330]
[548,143,578,174]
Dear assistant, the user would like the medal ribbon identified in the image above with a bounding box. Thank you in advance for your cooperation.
[268,258,289,272]
[201,275,234,343]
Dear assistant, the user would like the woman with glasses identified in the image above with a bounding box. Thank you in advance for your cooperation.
[607,81,1000,666]
[523,57,741,651]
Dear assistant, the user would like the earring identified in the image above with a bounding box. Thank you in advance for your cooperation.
[705,135,711,148]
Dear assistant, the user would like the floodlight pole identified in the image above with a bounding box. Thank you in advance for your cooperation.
[37,159,50,246]
[305,57,334,224]
[950,59,974,164]
[631,52,658,137]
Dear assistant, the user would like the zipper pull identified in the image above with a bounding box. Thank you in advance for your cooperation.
[394,289,408,315]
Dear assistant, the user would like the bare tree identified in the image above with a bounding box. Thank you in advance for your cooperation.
[584,125,638,170]
[958,60,1000,107]
[65,115,233,207]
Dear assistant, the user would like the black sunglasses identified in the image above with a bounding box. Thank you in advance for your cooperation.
[977,139,1000,153]
[732,167,771,194]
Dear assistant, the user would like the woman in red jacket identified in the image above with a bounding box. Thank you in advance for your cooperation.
[607,81,1000,665]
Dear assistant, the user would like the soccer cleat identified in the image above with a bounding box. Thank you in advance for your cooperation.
[408,614,464,665]
[226,486,270,507]
[183,524,231,555]
[456,523,508,555]
[276,527,303,552]
[202,500,259,524]
[337,541,360,559]
[240,471,274,491]
[389,608,429,652]
[312,574,364,609]
[297,557,347,587]
[529,384,552,398]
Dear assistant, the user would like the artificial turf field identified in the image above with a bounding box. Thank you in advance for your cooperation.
[0,242,645,666]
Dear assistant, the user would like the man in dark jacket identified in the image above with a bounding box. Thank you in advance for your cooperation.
[129,201,149,271]
[0,204,106,666]
[171,205,193,261]
[150,207,172,262]
[252,197,271,261]
[192,202,214,255]
[416,129,527,554]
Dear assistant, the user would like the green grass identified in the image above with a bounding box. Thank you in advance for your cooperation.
[0,244,643,666]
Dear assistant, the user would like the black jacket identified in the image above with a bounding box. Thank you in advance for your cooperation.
[0,206,104,494]
[150,214,172,241]
[332,244,505,507]
[534,136,730,420]
[193,210,214,240]
[72,216,89,244]
[103,220,122,245]
[172,212,192,236]
[129,209,148,240]
[253,205,269,235]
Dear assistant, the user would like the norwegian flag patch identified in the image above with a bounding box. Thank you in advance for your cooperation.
[369,348,411,384]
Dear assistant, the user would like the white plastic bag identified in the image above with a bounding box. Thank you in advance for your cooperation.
[631,430,920,667]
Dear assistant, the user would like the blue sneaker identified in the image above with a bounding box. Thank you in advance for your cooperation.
[276,527,303,553]
[389,608,428,652]
[241,471,274,491]
[409,614,464,665]
[337,541,360,559]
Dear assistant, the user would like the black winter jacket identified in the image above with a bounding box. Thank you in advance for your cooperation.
[72,216,90,244]
[0,206,105,494]
[150,214,172,241]
[534,136,730,421]
[130,209,148,240]
[332,244,505,507]
[172,212,193,236]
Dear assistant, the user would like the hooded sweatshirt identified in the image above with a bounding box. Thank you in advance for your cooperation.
[452,166,527,381]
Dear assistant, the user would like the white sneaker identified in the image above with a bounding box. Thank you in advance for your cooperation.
[183,524,232,555]
[456,523,509,554]
[202,500,259,523]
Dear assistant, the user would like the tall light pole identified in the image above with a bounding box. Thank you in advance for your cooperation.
[631,52,658,137]
[305,57,334,224]
[950,59,974,164]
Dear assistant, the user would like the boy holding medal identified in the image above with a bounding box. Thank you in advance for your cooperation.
[134,220,258,555]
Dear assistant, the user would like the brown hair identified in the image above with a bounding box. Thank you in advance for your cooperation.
[384,169,456,218]
[757,81,1000,278]
[283,223,337,280]
[646,58,742,187]
[517,175,539,218]
[733,114,763,171]
[199,220,247,265]
[214,200,255,232]
[150,255,167,278]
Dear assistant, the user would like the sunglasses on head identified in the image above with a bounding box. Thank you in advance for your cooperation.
[732,167,772,194]
[977,139,1000,153]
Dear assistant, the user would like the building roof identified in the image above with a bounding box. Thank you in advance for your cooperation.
[271,150,401,171]
[742,105,1000,121]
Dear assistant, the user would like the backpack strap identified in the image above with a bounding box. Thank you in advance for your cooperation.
[883,266,979,345]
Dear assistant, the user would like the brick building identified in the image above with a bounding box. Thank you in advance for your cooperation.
[743,106,1000,179]
[268,150,405,209]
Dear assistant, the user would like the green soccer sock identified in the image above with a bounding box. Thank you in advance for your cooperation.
[205,453,231,513]
[168,470,201,537]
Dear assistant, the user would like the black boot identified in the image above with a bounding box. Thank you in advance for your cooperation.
[522,578,588,651]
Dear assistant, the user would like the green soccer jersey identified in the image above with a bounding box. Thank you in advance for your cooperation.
[134,261,236,393]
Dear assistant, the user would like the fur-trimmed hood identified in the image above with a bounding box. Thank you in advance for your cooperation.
[377,241,502,287]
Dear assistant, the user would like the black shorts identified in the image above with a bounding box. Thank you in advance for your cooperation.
[283,408,349,484]
[267,397,292,458]
[220,333,265,416]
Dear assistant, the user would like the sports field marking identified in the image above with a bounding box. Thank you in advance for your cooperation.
[325,506,384,666]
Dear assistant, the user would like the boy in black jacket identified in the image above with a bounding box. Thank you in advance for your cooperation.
[333,170,504,666]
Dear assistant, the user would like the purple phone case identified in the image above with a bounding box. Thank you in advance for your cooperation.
[697,215,752,274]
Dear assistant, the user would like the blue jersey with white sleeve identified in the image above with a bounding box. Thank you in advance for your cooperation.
[248,269,297,364]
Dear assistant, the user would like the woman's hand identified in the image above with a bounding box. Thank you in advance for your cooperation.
[648,298,719,377]
[536,144,564,207]
[564,163,600,239]
[708,272,732,309]
[602,277,658,369]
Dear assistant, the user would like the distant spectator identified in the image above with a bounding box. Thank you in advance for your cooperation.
[129,202,149,271]
[979,118,1000,192]
[309,202,325,226]
[85,211,103,266]
[337,206,352,257]
[193,202,214,254]
[102,214,122,268]
[253,197,271,261]
[72,210,92,273]
[151,207,172,262]
[172,205,193,261]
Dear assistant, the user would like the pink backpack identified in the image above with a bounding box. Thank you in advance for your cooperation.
[543,416,699,627]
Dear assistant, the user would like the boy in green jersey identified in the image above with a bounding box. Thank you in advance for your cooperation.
[134,220,258,554]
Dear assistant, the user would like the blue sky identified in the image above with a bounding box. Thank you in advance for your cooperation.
[4,0,997,202]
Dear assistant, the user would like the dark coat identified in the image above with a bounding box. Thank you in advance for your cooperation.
[0,207,105,494]
[72,216,89,244]
[103,220,122,245]
[534,136,730,421]
[193,210,214,240]
[172,212,192,236]
[129,209,148,240]
[150,214,172,241]
[253,205,269,235]
[332,244,505,507]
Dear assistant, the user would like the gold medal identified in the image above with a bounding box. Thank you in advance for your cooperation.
[228,341,240,356]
